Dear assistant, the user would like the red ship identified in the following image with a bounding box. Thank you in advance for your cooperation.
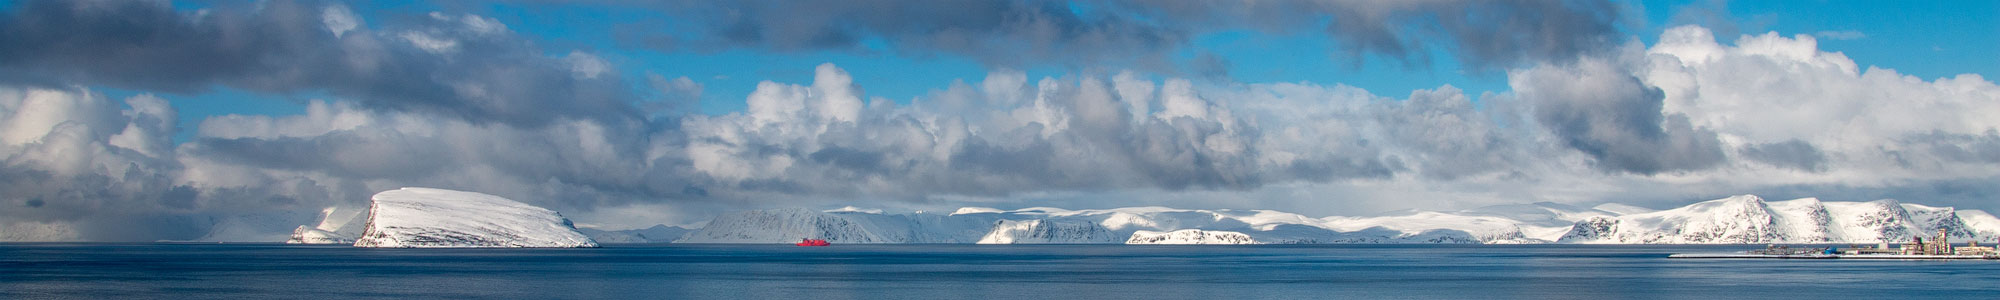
[795,238,830,246]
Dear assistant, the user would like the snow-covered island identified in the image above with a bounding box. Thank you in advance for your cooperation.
[349,187,598,248]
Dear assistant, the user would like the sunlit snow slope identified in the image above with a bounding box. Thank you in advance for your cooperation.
[1559,195,1995,244]
[352,188,597,248]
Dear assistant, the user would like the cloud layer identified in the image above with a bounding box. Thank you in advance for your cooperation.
[0,0,640,127]
[630,0,1627,71]
[1,1,1997,242]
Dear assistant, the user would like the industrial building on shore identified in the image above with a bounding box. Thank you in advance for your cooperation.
[1672,228,1998,259]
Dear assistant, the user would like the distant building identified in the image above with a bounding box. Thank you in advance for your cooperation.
[1852,228,1997,256]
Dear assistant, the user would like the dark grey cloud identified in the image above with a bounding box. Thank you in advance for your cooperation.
[185,133,454,181]
[1887,130,2000,169]
[1330,0,1624,70]
[0,0,264,92]
[0,0,641,127]
[1740,139,1827,172]
[1516,60,1726,174]
[640,0,1183,70]
[1096,0,1626,70]
[630,0,1628,73]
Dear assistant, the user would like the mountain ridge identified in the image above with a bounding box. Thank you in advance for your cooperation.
[677,195,2000,245]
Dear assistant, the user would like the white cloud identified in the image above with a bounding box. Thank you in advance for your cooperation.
[321,4,360,38]
[1155,79,1211,121]
[565,51,610,80]
[398,31,458,55]
[453,13,510,36]
[1646,25,2000,182]
[809,63,864,123]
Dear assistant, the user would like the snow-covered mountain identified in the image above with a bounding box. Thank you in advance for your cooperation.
[351,187,598,248]
[260,188,2000,246]
[679,205,1594,244]
[1960,210,2000,238]
[679,208,898,243]
[677,195,2000,245]
[1558,195,1994,244]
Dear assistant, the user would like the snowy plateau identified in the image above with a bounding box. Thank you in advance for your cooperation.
[345,188,598,248]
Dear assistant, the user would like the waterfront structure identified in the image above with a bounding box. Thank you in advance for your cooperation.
[1671,228,1998,259]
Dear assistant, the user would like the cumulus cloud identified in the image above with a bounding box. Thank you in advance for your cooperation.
[1373,86,1521,180]
[1508,56,1727,174]
[0,87,206,241]
[1645,26,2000,182]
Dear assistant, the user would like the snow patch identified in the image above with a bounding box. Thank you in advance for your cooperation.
[976,219,1120,244]
[825,206,884,214]
[950,207,1004,215]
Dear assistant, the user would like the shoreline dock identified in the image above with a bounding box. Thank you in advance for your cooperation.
[1668,253,1997,259]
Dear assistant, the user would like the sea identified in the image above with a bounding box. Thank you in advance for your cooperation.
[3,243,1997,299]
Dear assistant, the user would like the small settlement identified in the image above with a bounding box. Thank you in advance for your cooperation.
[1843,228,1997,256]
[1670,228,1999,259]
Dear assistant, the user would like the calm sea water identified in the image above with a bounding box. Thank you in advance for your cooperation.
[3,243,1997,299]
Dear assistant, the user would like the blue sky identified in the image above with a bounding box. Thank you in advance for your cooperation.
[5,0,2000,240]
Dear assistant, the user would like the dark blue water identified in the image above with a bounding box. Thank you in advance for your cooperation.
[3,244,1996,299]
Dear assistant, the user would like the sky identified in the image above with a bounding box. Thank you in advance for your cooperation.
[1,0,1998,241]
